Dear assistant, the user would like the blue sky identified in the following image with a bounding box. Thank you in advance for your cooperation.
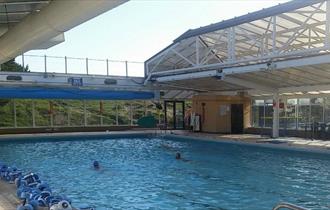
[23,0,288,76]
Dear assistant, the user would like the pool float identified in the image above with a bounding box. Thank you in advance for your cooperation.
[23,173,40,187]
[16,204,34,210]
[15,177,28,188]
[47,195,64,207]
[27,200,39,210]
[36,190,52,207]
[0,164,8,178]
[37,182,51,192]
[6,166,22,183]
[49,200,72,210]
[0,161,93,210]
[16,186,33,200]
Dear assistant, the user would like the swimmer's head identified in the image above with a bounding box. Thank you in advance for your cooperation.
[175,152,181,160]
[93,161,100,169]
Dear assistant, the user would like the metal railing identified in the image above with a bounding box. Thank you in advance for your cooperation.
[15,54,144,77]
[272,202,309,210]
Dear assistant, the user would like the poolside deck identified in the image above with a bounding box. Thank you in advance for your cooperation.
[0,180,19,210]
[0,180,73,210]
[0,130,330,151]
[169,130,330,152]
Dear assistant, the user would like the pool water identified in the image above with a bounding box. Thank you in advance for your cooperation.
[0,135,330,210]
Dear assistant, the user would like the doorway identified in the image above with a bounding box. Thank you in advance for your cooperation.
[164,101,185,130]
[231,104,244,134]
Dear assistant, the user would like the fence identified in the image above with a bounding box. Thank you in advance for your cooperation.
[14,54,145,77]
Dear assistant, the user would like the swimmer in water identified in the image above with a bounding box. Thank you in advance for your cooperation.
[175,152,181,160]
[175,152,191,162]
[93,161,100,170]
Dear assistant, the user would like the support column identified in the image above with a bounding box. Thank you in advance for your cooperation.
[49,101,54,127]
[130,103,133,125]
[83,100,87,127]
[100,100,104,126]
[116,102,119,126]
[13,100,17,128]
[272,92,280,138]
[326,0,330,47]
[32,101,36,128]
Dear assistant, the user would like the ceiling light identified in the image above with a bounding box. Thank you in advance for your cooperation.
[308,91,320,95]
[320,90,330,94]
[282,93,294,95]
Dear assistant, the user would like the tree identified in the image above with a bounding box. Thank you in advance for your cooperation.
[0,59,29,72]
[0,59,29,107]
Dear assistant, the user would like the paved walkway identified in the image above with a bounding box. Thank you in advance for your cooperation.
[0,181,19,210]
[169,130,330,151]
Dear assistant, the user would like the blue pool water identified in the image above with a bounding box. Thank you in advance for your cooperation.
[0,135,330,210]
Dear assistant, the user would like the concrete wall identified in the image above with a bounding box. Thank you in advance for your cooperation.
[192,95,251,133]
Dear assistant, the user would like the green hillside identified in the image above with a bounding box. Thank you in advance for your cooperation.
[0,99,163,128]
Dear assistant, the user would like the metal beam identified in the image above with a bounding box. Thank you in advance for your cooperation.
[0,71,146,91]
[155,70,219,83]
[279,84,330,93]
[171,48,196,66]
[0,1,50,5]
[223,53,330,75]
[223,75,277,93]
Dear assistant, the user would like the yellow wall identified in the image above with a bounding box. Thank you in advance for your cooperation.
[192,95,251,133]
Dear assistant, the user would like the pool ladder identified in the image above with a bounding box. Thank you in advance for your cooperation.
[272,202,309,210]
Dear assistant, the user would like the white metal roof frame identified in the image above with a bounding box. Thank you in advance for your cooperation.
[145,0,330,98]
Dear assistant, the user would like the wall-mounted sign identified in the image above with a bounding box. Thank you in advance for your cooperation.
[6,75,22,81]
[68,77,83,86]
[104,78,117,85]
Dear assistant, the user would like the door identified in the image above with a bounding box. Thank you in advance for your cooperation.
[231,104,244,134]
[164,101,185,129]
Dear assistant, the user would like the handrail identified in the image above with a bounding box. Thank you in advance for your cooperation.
[272,202,309,210]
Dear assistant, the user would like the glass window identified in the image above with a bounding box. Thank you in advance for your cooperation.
[311,105,323,123]
[35,100,50,127]
[103,101,117,125]
[165,101,175,129]
[67,100,84,126]
[310,98,324,123]
[298,98,310,130]
[175,102,184,129]
[117,101,130,125]
[265,100,273,128]
[132,101,145,125]
[279,100,286,129]
[146,101,163,125]
[253,100,265,106]
[311,98,323,105]
[52,100,69,126]
[86,100,101,126]
[0,99,14,127]
[324,97,330,123]
[252,100,264,127]
[15,99,33,127]
[286,99,297,129]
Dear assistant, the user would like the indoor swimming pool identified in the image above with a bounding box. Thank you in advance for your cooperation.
[0,134,330,210]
